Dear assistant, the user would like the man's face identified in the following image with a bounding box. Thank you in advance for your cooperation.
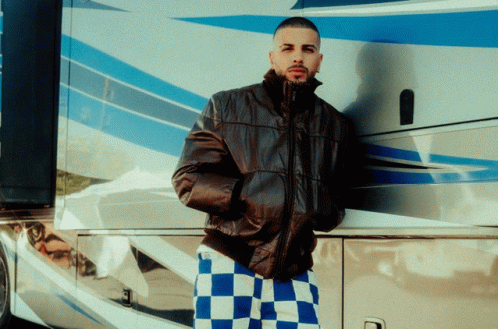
[269,27,323,83]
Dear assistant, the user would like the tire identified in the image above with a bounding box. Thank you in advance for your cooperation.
[0,246,12,328]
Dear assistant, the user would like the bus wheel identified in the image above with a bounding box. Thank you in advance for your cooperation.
[0,247,11,328]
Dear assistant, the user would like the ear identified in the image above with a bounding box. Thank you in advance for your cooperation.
[317,53,323,72]
[269,51,275,69]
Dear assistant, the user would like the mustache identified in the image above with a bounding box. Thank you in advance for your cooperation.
[287,65,308,71]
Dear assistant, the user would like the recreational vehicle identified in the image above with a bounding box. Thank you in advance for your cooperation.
[0,0,497,328]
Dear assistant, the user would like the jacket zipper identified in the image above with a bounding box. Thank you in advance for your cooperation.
[272,89,297,279]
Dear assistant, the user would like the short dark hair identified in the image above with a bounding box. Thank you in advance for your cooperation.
[273,16,320,41]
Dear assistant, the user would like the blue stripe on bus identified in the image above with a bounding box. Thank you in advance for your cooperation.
[62,0,125,11]
[61,35,208,111]
[364,143,423,163]
[63,86,189,156]
[175,11,498,48]
[366,169,498,186]
[19,257,102,326]
[57,294,102,325]
[363,144,498,186]
[292,0,407,9]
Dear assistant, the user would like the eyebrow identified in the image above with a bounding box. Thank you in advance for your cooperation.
[280,43,318,49]
[303,44,318,50]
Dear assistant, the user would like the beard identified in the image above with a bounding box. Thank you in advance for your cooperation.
[276,65,317,84]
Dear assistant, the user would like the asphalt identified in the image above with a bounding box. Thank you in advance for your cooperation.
[10,317,50,328]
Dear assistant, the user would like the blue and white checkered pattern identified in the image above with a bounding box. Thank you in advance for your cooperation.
[194,246,321,329]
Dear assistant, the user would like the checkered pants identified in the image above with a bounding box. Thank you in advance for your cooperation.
[194,245,321,329]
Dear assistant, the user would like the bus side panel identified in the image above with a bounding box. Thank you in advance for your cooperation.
[344,239,498,328]
[15,221,78,327]
[73,235,344,329]
[56,0,301,231]
[347,123,498,227]
[312,238,343,329]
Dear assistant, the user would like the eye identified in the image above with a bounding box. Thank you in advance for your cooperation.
[280,45,293,52]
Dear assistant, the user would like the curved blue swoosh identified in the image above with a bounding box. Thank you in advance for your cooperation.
[61,35,208,111]
[292,0,407,9]
[364,144,498,186]
[62,0,126,11]
[175,11,498,48]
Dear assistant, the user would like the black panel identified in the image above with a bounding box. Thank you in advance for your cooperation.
[400,89,414,125]
[0,0,62,207]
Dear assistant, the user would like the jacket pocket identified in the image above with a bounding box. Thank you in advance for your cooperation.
[238,171,286,236]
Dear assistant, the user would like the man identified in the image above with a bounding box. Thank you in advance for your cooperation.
[172,16,352,328]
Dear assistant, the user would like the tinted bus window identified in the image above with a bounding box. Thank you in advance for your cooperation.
[0,0,61,208]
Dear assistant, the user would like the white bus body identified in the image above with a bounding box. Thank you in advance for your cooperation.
[0,0,497,328]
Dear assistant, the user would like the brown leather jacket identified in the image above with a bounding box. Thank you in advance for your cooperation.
[172,70,352,281]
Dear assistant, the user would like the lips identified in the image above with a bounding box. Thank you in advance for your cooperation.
[288,67,307,73]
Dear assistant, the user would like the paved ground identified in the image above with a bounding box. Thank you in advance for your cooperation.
[10,317,49,328]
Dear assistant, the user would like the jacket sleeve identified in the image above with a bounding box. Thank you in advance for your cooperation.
[333,115,359,221]
[171,94,242,215]
[314,114,356,232]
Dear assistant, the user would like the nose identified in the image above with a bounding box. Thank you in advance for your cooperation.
[293,50,304,63]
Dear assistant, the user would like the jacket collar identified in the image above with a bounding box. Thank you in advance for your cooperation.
[263,69,322,115]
